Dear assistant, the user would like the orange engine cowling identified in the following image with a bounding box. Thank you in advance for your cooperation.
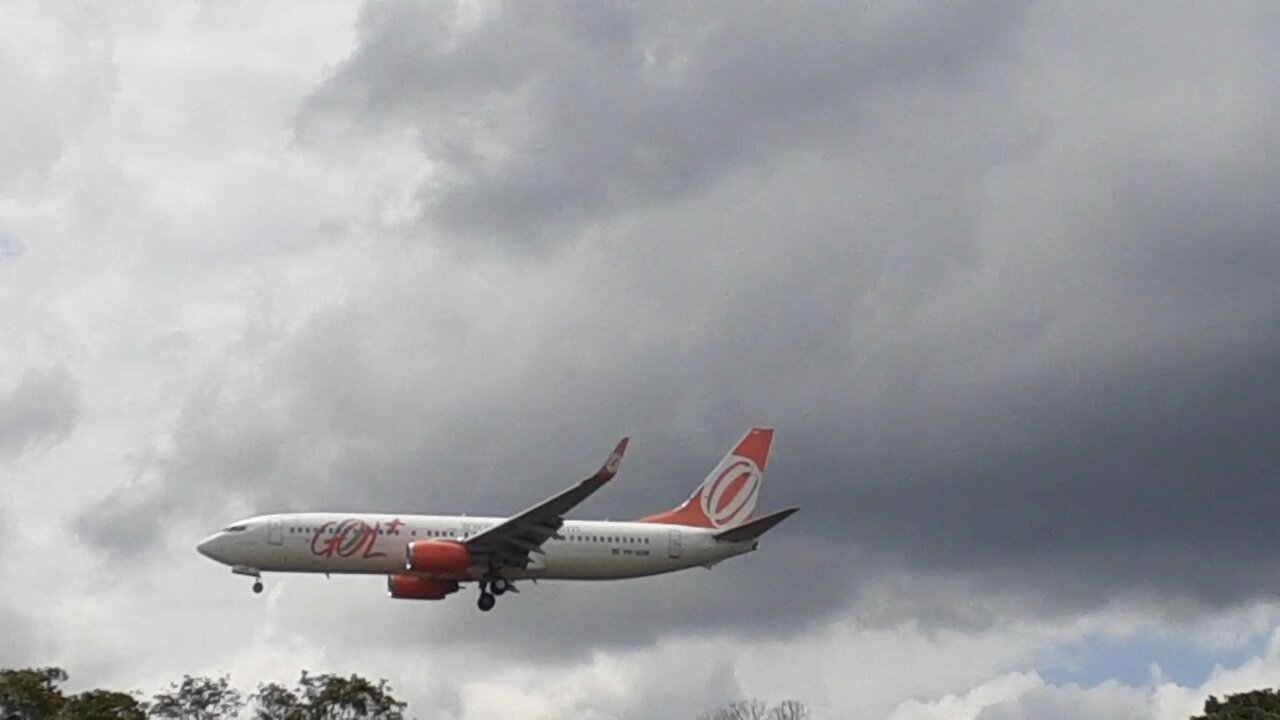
[387,575,460,600]
[404,540,471,576]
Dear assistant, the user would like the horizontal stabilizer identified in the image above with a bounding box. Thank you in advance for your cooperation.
[713,507,799,543]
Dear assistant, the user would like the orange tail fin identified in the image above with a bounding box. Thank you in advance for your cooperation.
[637,427,773,529]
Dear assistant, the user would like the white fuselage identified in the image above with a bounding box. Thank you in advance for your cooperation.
[197,512,756,582]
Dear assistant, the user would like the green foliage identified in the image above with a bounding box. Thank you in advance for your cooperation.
[61,689,147,719]
[251,681,306,720]
[0,666,406,720]
[294,671,406,720]
[250,672,405,720]
[0,668,146,720]
[149,675,244,720]
[0,667,69,719]
[1193,689,1280,719]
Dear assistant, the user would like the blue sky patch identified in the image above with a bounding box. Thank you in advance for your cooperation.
[1039,630,1269,688]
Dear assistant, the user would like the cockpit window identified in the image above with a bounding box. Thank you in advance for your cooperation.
[223,525,248,532]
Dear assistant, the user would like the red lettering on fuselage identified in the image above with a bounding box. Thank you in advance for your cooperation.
[310,519,389,559]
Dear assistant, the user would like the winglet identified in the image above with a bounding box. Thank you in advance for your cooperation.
[595,437,629,482]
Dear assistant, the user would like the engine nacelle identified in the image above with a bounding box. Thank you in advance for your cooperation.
[387,575,460,600]
[404,540,471,576]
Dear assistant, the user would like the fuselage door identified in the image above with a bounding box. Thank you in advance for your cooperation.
[667,529,681,559]
[268,519,284,546]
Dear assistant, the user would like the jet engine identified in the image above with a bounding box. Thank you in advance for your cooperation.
[404,540,471,575]
[386,575,460,600]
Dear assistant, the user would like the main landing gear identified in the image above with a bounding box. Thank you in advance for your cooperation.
[476,574,513,612]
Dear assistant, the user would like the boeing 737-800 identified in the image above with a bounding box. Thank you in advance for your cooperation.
[197,427,797,611]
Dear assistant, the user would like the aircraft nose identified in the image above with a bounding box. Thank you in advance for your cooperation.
[196,534,224,562]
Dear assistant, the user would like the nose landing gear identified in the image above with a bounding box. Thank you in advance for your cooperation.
[232,565,263,595]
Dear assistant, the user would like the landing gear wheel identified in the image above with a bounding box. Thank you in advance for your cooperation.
[252,580,264,594]
[491,578,509,596]
[477,592,496,612]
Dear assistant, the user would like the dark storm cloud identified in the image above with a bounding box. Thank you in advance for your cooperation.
[75,488,169,559]
[298,0,1023,245]
[88,0,1280,653]
[0,367,79,457]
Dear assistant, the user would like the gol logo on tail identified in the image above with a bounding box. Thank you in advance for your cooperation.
[699,459,761,528]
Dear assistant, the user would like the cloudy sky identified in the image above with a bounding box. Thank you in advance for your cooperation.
[2,1,1279,718]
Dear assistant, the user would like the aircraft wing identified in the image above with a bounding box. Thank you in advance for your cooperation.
[464,437,629,568]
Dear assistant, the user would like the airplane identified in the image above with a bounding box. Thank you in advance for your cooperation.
[196,427,797,612]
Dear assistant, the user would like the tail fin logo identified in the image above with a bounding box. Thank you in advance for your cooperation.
[699,459,761,528]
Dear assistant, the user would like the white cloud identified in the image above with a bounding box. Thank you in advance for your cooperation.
[892,626,1280,720]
